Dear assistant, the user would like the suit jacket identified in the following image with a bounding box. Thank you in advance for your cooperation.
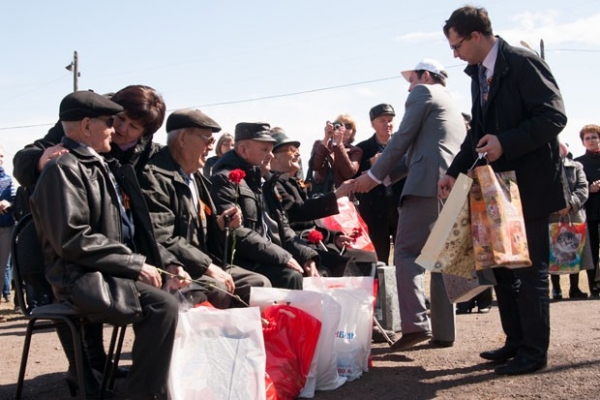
[447,37,567,219]
[370,84,466,202]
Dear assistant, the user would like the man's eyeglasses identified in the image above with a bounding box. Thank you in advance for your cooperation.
[189,130,216,145]
[94,116,114,128]
[450,34,471,51]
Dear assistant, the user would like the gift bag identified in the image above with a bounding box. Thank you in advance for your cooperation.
[416,173,474,277]
[303,277,375,381]
[443,268,497,303]
[262,305,321,400]
[470,166,531,269]
[549,219,587,274]
[315,196,375,252]
[250,287,346,395]
[168,307,266,400]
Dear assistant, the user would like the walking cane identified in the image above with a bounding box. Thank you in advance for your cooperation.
[222,215,231,272]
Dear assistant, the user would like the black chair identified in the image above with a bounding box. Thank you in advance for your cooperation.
[12,214,126,399]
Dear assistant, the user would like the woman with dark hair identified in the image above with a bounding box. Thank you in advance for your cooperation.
[203,132,234,177]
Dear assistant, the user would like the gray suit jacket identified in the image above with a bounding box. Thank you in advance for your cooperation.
[370,83,466,202]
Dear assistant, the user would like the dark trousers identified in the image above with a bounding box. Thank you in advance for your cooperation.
[360,200,398,263]
[550,273,580,293]
[126,282,178,399]
[586,220,599,293]
[249,264,303,290]
[493,216,549,361]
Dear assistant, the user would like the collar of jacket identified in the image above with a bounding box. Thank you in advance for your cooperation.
[465,36,511,81]
[61,136,105,164]
[145,146,191,186]
[215,150,263,188]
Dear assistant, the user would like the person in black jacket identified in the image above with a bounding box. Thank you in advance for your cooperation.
[30,91,179,399]
[140,109,271,308]
[210,122,318,289]
[354,104,403,263]
[439,6,567,375]
[574,124,600,298]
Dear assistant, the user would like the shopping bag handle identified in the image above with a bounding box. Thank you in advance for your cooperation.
[470,151,489,170]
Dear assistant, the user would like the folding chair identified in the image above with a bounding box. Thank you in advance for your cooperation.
[12,214,126,399]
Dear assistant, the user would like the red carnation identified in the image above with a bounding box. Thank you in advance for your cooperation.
[307,229,324,244]
[228,169,246,184]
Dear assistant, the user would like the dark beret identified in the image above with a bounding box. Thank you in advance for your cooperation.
[166,109,222,133]
[369,103,395,121]
[59,90,124,121]
[270,130,301,152]
[235,122,276,142]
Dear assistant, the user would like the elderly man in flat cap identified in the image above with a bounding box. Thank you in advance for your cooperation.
[139,109,272,308]
[210,122,319,289]
[353,59,466,351]
[29,90,180,400]
[354,104,403,264]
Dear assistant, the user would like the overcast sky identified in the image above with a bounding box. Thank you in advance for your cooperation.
[1,0,598,176]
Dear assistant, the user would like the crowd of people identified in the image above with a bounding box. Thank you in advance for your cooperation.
[1,5,599,399]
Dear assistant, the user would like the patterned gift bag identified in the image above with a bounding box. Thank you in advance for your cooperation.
[416,173,474,277]
[549,220,587,274]
[470,166,531,270]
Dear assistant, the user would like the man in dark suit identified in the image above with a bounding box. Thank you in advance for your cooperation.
[439,6,567,375]
[354,59,465,350]
[355,104,403,263]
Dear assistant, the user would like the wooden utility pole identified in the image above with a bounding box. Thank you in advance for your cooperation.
[65,51,80,92]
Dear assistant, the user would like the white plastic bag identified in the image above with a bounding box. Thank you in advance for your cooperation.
[168,306,266,400]
[250,287,346,396]
[303,277,375,381]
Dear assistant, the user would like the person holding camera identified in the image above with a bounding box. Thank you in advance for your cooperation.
[307,115,362,196]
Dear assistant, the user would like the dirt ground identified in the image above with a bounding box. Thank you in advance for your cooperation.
[1,277,599,400]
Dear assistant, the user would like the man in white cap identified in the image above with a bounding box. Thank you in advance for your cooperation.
[353,58,466,349]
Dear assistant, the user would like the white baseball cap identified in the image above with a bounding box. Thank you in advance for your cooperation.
[401,58,448,82]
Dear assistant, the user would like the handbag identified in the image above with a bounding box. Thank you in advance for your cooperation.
[549,216,587,274]
[443,268,497,303]
[469,165,531,270]
[416,173,474,277]
[70,271,142,326]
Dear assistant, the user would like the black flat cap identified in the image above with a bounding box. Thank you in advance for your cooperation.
[59,90,124,121]
[369,103,396,121]
[166,109,222,133]
[271,130,301,152]
[235,122,276,142]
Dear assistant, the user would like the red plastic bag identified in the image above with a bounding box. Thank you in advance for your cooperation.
[262,305,322,400]
[315,197,375,252]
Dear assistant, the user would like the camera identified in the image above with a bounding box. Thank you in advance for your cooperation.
[332,122,343,130]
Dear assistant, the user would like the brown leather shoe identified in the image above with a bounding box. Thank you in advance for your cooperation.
[390,331,432,351]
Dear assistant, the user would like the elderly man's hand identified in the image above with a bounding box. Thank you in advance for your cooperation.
[285,258,304,274]
[206,264,235,293]
[218,206,242,230]
[139,264,162,288]
[166,264,191,290]
[476,134,503,162]
[438,175,456,199]
[303,261,320,277]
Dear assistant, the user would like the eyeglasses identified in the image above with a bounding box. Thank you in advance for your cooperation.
[94,116,114,128]
[450,34,471,51]
[188,129,216,145]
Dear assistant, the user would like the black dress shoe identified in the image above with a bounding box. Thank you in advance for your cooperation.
[480,346,518,362]
[494,354,547,375]
[569,288,588,299]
